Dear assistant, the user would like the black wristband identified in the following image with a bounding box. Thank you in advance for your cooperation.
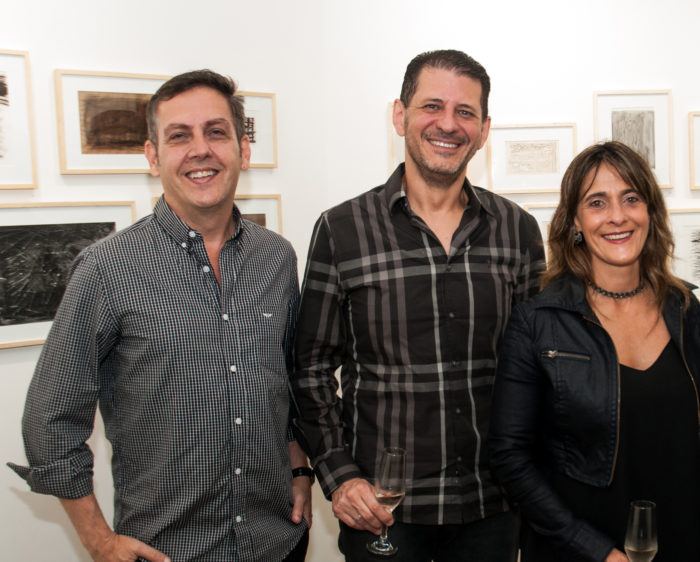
[291,466,315,484]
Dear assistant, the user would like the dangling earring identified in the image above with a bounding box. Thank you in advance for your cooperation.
[573,229,583,245]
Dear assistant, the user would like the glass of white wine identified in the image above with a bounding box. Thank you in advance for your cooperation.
[624,500,658,562]
[366,447,406,557]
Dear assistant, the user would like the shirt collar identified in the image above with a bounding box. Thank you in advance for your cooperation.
[153,196,243,248]
[385,163,493,219]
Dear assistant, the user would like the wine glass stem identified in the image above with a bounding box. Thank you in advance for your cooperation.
[378,524,390,546]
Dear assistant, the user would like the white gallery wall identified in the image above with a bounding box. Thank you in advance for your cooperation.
[2,0,700,559]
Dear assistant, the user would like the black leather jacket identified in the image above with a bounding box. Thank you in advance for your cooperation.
[488,273,700,561]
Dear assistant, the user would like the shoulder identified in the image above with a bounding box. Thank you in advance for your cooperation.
[322,184,387,223]
[75,214,157,266]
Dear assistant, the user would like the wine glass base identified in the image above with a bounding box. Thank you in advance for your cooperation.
[366,540,399,557]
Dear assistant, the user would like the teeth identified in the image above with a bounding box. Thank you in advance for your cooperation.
[604,232,631,240]
[431,140,458,148]
[188,170,216,179]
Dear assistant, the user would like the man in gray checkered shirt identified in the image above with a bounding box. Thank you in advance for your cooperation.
[9,70,312,562]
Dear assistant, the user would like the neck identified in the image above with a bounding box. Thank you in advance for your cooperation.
[403,168,467,216]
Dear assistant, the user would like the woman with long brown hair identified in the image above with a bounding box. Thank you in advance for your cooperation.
[489,141,700,561]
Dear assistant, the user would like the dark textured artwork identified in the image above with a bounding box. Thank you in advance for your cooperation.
[243,213,266,227]
[0,222,114,326]
[0,73,8,159]
[244,116,256,143]
[78,91,150,154]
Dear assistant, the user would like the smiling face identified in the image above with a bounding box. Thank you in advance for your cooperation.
[394,66,490,186]
[574,162,650,279]
[145,86,250,223]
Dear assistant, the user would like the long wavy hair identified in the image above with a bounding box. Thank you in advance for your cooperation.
[541,141,690,307]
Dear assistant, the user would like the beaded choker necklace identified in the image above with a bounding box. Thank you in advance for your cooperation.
[589,281,644,299]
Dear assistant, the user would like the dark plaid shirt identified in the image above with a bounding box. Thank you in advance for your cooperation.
[292,165,545,525]
[10,199,305,561]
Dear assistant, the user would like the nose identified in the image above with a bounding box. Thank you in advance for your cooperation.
[435,108,458,133]
[608,200,625,224]
[187,131,211,159]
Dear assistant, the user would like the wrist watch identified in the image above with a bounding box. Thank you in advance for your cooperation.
[291,466,315,484]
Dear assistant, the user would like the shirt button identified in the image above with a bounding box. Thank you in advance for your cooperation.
[235,467,242,475]
[446,265,453,272]
[222,313,229,321]
[181,242,187,248]
[189,230,196,238]
[202,265,211,273]
[456,408,462,414]
[235,417,242,425]
[448,312,455,319]
[457,456,463,462]
[230,365,236,373]
[451,360,458,367]
[235,515,242,523]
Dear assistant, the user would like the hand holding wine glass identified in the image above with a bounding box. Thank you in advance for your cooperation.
[366,447,406,557]
[624,500,657,562]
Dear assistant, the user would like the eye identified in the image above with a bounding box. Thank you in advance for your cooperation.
[586,198,605,209]
[422,103,441,112]
[168,132,187,142]
[457,109,476,118]
[624,193,642,204]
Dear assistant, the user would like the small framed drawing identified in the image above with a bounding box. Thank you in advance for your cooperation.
[487,123,576,194]
[669,209,700,287]
[689,112,700,191]
[594,90,673,188]
[0,201,135,349]
[55,70,169,174]
[240,91,277,168]
[235,194,282,233]
[0,49,38,189]
[524,203,558,260]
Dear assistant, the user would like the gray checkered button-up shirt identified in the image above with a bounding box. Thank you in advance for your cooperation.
[10,198,305,561]
[293,165,545,526]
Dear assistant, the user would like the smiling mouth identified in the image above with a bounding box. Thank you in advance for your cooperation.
[187,169,217,179]
[603,232,632,241]
[429,139,460,149]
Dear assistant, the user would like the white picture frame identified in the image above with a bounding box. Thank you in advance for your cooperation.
[235,194,282,234]
[240,91,277,168]
[55,70,169,174]
[487,123,576,194]
[669,209,700,287]
[0,201,136,348]
[689,112,700,191]
[0,49,38,189]
[524,203,558,260]
[594,90,673,188]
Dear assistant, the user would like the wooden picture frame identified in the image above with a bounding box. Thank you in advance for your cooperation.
[689,112,700,191]
[0,201,136,348]
[594,90,673,188]
[55,70,169,174]
[240,91,277,168]
[487,123,576,194]
[669,208,700,287]
[235,194,282,233]
[0,49,38,189]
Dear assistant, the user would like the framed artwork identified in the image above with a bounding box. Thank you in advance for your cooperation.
[594,90,673,188]
[487,123,576,193]
[55,70,169,174]
[669,209,700,287]
[0,49,38,189]
[689,112,700,190]
[235,194,282,233]
[0,201,135,349]
[524,203,558,260]
[240,91,277,168]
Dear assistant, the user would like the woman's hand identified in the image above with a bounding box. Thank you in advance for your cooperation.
[605,547,629,561]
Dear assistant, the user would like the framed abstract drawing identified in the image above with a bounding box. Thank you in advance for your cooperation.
[0,49,37,189]
[55,70,169,174]
[240,91,277,168]
[0,201,135,348]
[235,194,282,233]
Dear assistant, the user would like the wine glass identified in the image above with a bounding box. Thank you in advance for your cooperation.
[624,500,658,562]
[366,447,406,557]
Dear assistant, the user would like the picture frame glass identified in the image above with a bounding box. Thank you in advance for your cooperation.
[241,92,277,168]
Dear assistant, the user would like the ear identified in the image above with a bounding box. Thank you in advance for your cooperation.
[144,140,160,177]
[239,135,251,171]
[573,215,582,232]
[478,116,491,149]
[392,99,406,137]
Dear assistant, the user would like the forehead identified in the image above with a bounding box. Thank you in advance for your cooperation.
[579,163,636,198]
[155,86,233,128]
[412,67,482,104]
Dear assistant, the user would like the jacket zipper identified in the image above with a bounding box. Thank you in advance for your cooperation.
[540,350,590,361]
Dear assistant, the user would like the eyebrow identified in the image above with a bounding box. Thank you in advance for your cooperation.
[581,187,638,201]
[162,118,232,136]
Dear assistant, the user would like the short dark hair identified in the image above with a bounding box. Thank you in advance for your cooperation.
[400,49,491,119]
[146,69,245,145]
[543,141,690,307]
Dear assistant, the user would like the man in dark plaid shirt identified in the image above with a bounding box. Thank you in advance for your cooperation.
[292,50,545,561]
[10,70,311,562]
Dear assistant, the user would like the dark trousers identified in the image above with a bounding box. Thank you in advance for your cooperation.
[338,510,518,562]
[283,530,309,562]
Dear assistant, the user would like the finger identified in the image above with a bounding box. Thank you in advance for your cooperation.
[133,540,171,562]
